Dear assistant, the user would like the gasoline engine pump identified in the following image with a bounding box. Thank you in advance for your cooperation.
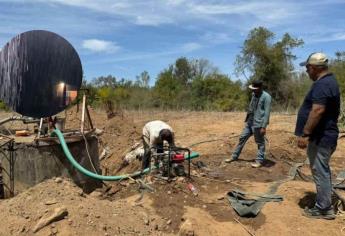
[150,146,191,179]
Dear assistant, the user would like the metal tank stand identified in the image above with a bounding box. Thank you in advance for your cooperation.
[0,135,15,197]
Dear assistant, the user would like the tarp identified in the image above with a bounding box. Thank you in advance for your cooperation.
[227,190,283,217]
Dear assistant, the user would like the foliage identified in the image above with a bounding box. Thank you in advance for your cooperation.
[153,66,185,109]
[235,27,304,105]
[329,51,345,124]
[135,71,150,88]
[191,74,246,111]
[0,100,9,111]
[330,52,345,101]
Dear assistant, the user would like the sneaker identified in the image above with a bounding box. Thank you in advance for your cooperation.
[303,206,335,220]
[224,158,237,163]
[251,161,262,168]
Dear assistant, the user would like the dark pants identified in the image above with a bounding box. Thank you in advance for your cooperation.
[307,140,336,210]
[142,137,163,169]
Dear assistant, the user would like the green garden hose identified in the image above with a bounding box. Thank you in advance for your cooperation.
[52,128,199,181]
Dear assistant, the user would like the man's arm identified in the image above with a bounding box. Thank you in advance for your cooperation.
[261,95,272,128]
[259,95,271,135]
[170,132,176,147]
[297,103,325,149]
[303,103,326,135]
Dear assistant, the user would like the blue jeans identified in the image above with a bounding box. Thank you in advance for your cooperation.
[232,123,265,163]
[307,140,336,210]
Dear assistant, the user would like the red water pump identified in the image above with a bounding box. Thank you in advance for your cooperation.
[151,146,191,179]
[171,153,185,163]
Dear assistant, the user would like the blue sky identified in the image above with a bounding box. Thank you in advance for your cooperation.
[0,0,344,84]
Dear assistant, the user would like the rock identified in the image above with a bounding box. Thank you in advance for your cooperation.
[79,190,86,197]
[94,128,104,135]
[191,170,199,176]
[45,200,58,205]
[179,219,195,236]
[217,196,225,200]
[176,177,185,183]
[54,177,63,183]
[167,219,172,225]
[19,226,26,233]
[167,191,172,195]
[144,218,150,225]
[51,227,58,234]
[119,182,129,187]
[154,224,159,230]
[89,191,103,198]
[32,207,68,233]
[202,205,207,209]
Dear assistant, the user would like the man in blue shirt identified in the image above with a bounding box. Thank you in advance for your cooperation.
[225,80,272,168]
[296,52,340,220]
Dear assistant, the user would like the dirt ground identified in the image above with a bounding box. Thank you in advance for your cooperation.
[0,108,345,236]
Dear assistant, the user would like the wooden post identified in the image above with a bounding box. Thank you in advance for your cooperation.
[81,94,86,133]
[37,118,44,138]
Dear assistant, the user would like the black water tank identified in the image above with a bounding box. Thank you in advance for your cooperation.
[0,30,82,118]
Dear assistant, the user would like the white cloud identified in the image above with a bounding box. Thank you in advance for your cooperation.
[85,42,203,64]
[166,0,186,6]
[38,0,177,26]
[181,42,202,52]
[6,0,341,31]
[302,30,345,43]
[135,15,173,26]
[201,32,233,44]
[332,33,345,41]
[82,39,120,53]
[187,1,299,23]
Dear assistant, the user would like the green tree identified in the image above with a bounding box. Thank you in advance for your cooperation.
[92,75,117,88]
[135,71,150,88]
[174,57,192,85]
[235,27,304,104]
[330,51,345,99]
[97,86,117,118]
[329,51,345,123]
[153,67,183,109]
[191,73,246,111]
[190,58,219,79]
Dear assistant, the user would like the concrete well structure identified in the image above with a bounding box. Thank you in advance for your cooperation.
[0,132,102,198]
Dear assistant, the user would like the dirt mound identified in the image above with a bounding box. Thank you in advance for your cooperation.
[98,115,141,175]
[63,105,142,175]
[0,177,172,236]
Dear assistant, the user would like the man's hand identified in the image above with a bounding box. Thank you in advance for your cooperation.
[297,136,309,149]
[260,127,266,135]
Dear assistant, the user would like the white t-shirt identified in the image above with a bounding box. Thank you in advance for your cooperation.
[142,120,174,147]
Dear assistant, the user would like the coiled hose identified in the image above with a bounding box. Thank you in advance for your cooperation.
[51,128,199,181]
